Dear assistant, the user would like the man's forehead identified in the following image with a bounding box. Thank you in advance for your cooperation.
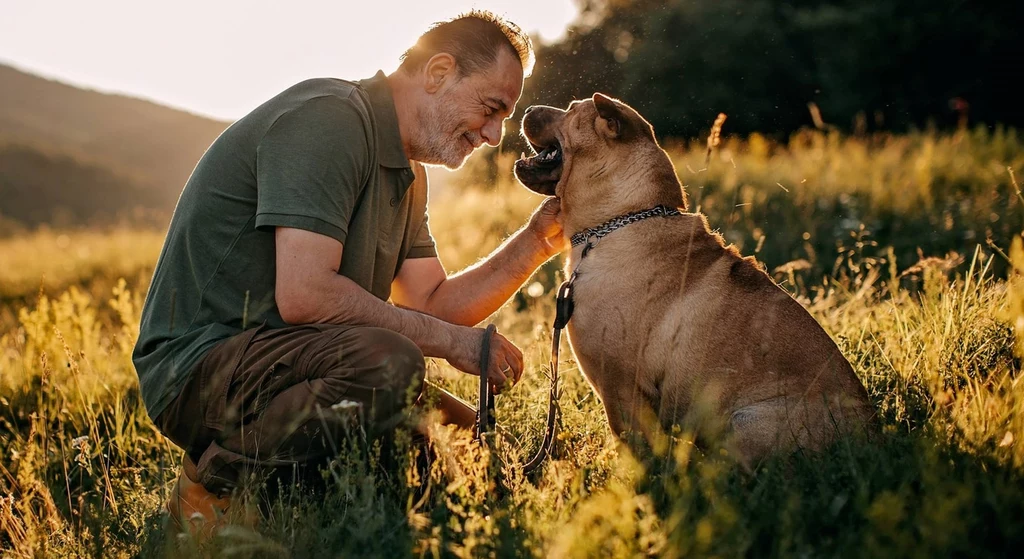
[479,50,525,113]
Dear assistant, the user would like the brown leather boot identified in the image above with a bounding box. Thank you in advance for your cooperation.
[166,455,235,541]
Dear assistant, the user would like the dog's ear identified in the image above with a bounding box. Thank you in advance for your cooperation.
[593,93,629,140]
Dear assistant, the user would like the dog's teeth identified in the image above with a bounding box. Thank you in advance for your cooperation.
[520,151,526,161]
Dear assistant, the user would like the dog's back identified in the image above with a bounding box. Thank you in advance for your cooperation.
[657,220,874,457]
[565,212,873,462]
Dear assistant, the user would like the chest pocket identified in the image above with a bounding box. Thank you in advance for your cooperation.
[375,166,416,256]
[374,166,403,242]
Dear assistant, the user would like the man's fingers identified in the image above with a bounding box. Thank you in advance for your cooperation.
[509,350,524,383]
[489,364,511,394]
[509,358,523,384]
[479,333,526,393]
[500,340,524,384]
[500,336,524,369]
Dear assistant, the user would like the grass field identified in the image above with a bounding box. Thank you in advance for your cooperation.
[1,127,1023,558]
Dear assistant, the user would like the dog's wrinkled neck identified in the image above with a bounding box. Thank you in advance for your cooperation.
[563,152,685,236]
[569,205,683,248]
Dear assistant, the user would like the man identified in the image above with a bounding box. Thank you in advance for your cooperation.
[132,11,566,534]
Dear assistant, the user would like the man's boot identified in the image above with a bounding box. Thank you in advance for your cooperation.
[166,455,235,541]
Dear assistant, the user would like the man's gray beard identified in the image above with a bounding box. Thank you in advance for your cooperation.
[410,92,470,170]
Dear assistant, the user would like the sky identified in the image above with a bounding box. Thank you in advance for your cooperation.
[0,0,580,121]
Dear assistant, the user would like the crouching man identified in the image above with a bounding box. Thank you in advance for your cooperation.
[131,10,566,537]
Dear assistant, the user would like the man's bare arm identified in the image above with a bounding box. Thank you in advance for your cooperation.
[391,197,566,326]
[391,228,551,326]
[274,227,522,388]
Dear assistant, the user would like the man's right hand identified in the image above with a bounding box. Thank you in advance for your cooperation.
[445,326,524,394]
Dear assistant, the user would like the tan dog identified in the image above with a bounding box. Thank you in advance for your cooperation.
[514,94,874,465]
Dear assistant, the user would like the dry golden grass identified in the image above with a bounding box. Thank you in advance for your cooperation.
[0,227,164,301]
[1,129,1023,557]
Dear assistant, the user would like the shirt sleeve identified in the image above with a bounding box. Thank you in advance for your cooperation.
[405,163,437,259]
[406,210,437,259]
[254,95,370,244]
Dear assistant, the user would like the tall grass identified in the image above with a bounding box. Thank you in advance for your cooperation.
[0,228,164,334]
[1,128,1023,557]
[668,125,1023,282]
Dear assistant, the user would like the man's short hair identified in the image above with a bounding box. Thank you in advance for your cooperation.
[399,10,535,78]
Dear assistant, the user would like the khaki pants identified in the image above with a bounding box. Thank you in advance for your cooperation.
[155,323,425,494]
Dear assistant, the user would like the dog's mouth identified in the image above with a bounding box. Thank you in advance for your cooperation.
[514,140,563,196]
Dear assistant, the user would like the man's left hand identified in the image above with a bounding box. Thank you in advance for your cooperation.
[528,197,568,257]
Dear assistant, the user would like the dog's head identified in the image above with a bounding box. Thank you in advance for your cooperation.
[514,93,685,228]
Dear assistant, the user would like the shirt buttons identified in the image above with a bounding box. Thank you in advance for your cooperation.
[389,197,397,207]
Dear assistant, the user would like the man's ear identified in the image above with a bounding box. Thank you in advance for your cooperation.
[593,93,628,139]
[424,53,456,94]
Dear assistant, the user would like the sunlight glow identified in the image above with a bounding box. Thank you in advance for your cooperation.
[0,0,579,120]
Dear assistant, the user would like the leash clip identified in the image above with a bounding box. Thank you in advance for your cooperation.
[581,236,598,258]
[554,279,575,330]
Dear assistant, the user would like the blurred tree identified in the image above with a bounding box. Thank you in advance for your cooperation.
[519,0,1023,139]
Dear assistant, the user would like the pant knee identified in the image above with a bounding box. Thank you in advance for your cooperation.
[313,327,425,428]
[362,328,425,399]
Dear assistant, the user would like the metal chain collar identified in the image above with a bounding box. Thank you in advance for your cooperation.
[570,205,682,247]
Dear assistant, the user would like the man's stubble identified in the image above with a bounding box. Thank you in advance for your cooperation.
[410,88,473,170]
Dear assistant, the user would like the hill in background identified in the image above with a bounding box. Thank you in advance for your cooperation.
[0,63,229,232]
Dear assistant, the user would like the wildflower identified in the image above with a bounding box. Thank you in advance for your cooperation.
[71,435,91,471]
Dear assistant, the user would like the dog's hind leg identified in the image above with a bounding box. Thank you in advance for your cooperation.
[601,384,664,453]
[727,397,814,469]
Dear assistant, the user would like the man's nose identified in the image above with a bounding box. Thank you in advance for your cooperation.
[481,119,504,147]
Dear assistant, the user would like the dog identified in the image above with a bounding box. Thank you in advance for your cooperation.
[514,94,874,466]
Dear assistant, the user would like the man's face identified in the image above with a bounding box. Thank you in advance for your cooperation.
[414,49,525,169]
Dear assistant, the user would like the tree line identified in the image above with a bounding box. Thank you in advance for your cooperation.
[518,0,1022,139]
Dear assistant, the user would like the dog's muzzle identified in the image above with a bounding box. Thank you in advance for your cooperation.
[515,106,565,196]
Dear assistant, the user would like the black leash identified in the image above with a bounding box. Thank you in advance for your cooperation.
[475,254,579,474]
[521,277,573,472]
[476,205,680,473]
[475,275,576,475]
[476,324,498,439]
[476,318,562,475]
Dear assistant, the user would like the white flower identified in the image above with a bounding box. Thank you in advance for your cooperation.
[331,400,362,411]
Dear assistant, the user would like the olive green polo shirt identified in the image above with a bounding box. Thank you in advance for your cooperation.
[132,71,436,420]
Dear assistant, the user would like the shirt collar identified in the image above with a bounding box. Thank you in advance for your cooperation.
[358,70,411,169]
